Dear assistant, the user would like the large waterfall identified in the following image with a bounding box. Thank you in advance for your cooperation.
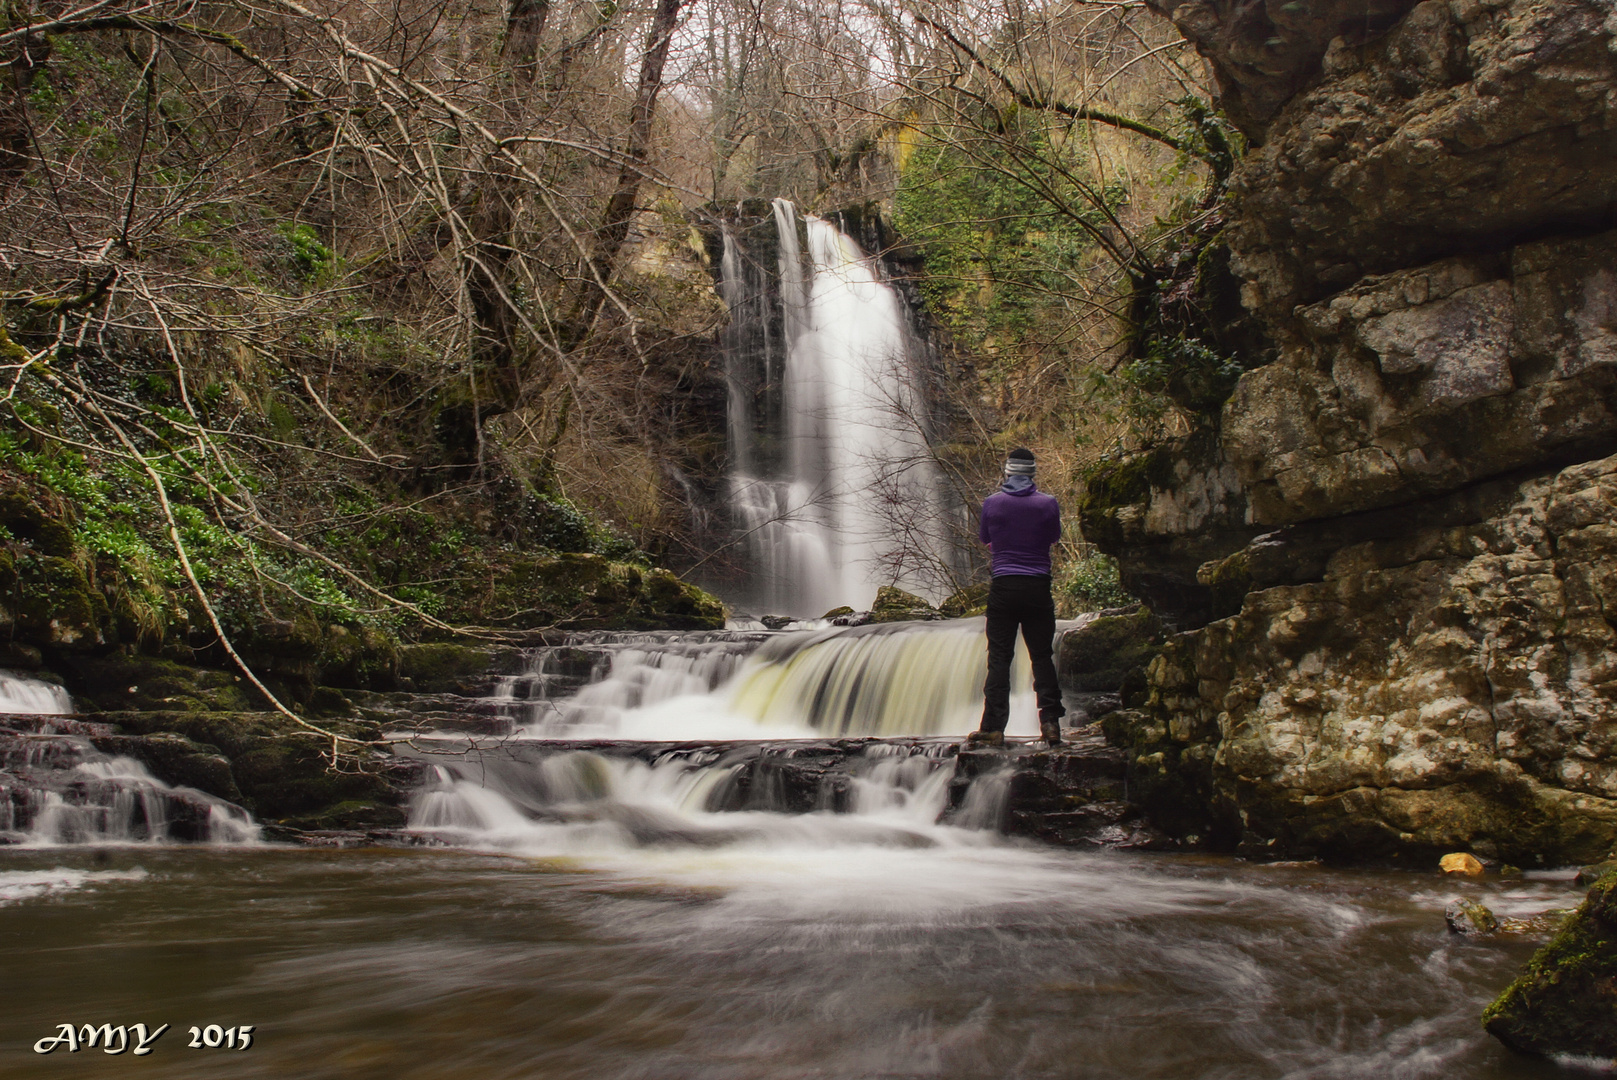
[718,201,953,617]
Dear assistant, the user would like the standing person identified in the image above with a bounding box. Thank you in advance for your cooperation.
[967,447,1065,748]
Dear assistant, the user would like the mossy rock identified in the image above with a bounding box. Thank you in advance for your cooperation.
[315,624,399,690]
[468,553,724,630]
[56,654,254,712]
[940,584,990,619]
[1483,868,1617,1061]
[90,731,244,803]
[1057,605,1164,692]
[84,708,408,823]
[869,585,939,623]
[1197,550,1253,619]
[0,486,78,558]
[275,799,408,831]
[398,642,496,693]
[11,553,111,650]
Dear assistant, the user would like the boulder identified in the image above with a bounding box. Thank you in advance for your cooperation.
[396,643,498,695]
[1445,897,1500,936]
[1056,606,1164,693]
[1483,868,1617,1061]
[940,584,990,619]
[868,585,940,623]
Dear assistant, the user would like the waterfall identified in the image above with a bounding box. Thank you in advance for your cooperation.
[406,742,1011,857]
[485,620,1037,740]
[0,717,259,844]
[0,670,74,714]
[718,201,953,617]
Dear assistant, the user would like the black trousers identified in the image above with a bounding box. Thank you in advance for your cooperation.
[980,573,1065,733]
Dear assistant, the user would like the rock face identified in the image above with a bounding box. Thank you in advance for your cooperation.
[1483,867,1617,1061]
[1091,0,1617,867]
[1146,0,1421,139]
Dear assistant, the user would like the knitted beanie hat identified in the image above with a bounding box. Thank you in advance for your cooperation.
[1004,447,1036,476]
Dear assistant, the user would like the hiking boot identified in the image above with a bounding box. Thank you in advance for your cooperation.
[963,729,1004,749]
[1039,719,1063,747]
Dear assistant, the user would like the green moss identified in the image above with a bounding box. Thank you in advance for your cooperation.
[276,799,408,831]
[11,553,111,649]
[1483,868,1617,1060]
[398,642,495,693]
[1057,605,1163,692]
[1081,455,1155,516]
[939,585,989,619]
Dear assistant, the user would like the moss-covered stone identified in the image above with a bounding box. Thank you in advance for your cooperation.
[11,553,111,650]
[0,486,78,558]
[56,654,255,712]
[869,585,940,623]
[1483,868,1617,1062]
[89,731,243,803]
[275,799,409,831]
[470,553,724,630]
[1056,605,1163,693]
[940,584,989,619]
[86,708,408,822]
[398,642,496,693]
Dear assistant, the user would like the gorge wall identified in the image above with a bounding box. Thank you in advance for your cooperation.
[1089,0,1617,864]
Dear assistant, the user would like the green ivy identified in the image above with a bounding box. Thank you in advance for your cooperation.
[1057,550,1135,612]
[894,117,1123,360]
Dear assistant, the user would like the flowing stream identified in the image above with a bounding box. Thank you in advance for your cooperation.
[0,629,1597,1078]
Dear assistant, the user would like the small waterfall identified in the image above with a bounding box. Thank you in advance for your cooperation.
[718,201,954,617]
[481,620,1036,740]
[729,619,1033,737]
[489,629,772,735]
[407,742,1011,855]
[0,671,74,714]
[0,717,258,844]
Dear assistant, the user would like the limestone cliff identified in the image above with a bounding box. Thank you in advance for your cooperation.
[1092,0,1617,865]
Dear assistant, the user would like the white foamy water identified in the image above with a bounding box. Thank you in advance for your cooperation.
[493,620,1040,740]
[409,744,1053,912]
[13,752,259,846]
[0,865,148,904]
[0,671,73,714]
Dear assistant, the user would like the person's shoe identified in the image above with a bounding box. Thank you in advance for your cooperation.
[963,729,1004,749]
[1039,719,1063,747]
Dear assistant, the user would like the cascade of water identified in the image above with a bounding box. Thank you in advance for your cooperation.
[486,621,1036,740]
[489,629,773,735]
[0,670,74,714]
[0,718,259,844]
[728,619,1033,737]
[408,742,1007,856]
[717,201,953,617]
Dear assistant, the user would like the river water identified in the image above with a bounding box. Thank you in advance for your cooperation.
[0,633,1601,1077]
[0,846,1586,1079]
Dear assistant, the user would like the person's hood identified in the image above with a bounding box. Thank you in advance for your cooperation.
[999,475,1037,495]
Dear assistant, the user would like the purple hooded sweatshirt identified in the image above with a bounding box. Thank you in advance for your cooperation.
[980,477,1061,576]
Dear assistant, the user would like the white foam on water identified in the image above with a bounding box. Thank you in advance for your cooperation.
[406,749,1371,931]
[0,866,148,905]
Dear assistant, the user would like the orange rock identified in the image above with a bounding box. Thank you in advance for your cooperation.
[1441,852,1485,876]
